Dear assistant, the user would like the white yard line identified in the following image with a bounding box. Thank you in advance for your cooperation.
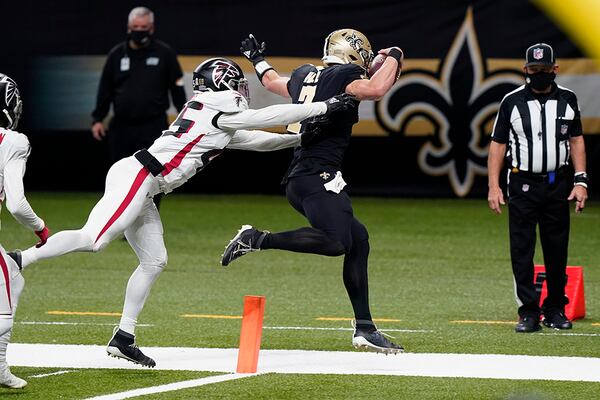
[18,321,153,327]
[84,373,256,400]
[7,343,600,382]
[264,326,433,333]
[29,370,77,378]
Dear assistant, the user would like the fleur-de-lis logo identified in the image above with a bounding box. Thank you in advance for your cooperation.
[345,33,363,51]
[376,7,523,197]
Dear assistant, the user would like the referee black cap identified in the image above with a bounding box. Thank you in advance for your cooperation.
[525,43,555,67]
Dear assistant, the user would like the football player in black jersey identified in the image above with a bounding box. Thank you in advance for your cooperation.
[222,29,404,354]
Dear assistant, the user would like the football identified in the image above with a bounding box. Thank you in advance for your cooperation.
[369,54,387,77]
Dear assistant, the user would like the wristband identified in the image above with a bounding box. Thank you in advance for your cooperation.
[388,48,403,62]
[574,171,588,188]
[254,60,274,81]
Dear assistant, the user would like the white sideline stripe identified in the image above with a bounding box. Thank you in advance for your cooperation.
[539,333,600,337]
[264,326,433,333]
[29,370,76,378]
[84,373,255,400]
[7,343,600,382]
[18,321,153,327]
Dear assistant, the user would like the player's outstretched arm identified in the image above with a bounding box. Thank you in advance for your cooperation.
[346,47,404,101]
[4,159,49,246]
[227,129,300,151]
[240,34,290,98]
[217,94,355,131]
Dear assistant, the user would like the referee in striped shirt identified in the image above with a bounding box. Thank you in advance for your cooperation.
[487,43,588,333]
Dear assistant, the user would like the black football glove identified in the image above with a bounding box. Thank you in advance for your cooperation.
[241,34,273,81]
[323,93,358,118]
[240,34,266,65]
[300,118,323,147]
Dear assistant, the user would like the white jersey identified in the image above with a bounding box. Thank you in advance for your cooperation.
[147,90,327,194]
[0,128,44,231]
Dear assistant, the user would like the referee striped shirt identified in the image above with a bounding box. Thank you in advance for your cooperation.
[491,83,583,173]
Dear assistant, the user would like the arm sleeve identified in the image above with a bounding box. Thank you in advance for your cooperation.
[491,99,511,144]
[168,51,186,112]
[91,52,116,122]
[4,159,45,232]
[216,102,327,131]
[227,130,300,151]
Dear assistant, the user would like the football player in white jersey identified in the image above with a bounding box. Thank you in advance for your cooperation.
[11,58,354,367]
[0,74,50,389]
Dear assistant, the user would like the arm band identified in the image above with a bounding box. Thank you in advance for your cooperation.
[254,60,275,82]
[574,171,588,188]
[388,48,403,62]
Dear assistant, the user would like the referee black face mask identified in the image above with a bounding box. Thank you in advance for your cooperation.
[525,71,556,91]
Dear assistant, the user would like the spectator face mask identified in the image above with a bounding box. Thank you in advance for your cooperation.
[129,30,152,46]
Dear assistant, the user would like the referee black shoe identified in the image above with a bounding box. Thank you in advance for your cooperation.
[515,316,542,333]
[542,312,573,330]
[352,321,404,354]
[106,327,156,368]
[221,225,268,266]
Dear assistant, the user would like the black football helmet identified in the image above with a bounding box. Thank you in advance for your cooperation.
[192,58,250,102]
[0,74,22,130]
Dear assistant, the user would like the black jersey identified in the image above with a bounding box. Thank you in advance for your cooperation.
[92,39,186,123]
[283,63,364,183]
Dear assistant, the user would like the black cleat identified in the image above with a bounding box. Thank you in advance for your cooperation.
[352,321,404,354]
[542,312,573,330]
[106,327,156,367]
[515,316,542,333]
[221,225,267,266]
[7,250,22,270]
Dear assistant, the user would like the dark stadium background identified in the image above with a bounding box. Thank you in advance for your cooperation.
[3,0,599,197]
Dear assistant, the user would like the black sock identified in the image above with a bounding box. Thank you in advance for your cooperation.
[343,238,373,327]
[260,227,345,256]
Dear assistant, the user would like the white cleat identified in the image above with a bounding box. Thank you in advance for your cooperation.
[0,366,27,389]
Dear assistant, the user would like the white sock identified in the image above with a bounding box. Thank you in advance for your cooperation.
[22,230,94,268]
[0,316,13,367]
[118,264,162,336]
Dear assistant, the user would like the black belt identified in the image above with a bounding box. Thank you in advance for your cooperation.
[510,166,567,183]
[135,149,164,176]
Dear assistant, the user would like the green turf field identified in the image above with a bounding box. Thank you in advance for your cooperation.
[1,193,599,399]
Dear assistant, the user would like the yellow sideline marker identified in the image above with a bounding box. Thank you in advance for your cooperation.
[47,311,121,316]
[451,320,514,325]
[180,314,242,320]
[317,317,401,322]
[592,323,600,327]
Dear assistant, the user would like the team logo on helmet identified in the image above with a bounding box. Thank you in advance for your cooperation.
[211,60,241,90]
[1,75,18,106]
[533,48,544,60]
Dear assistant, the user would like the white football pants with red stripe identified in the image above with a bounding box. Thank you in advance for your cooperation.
[0,245,25,367]
[21,157,167,335]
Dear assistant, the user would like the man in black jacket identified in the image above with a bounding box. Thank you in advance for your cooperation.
[91,7,186,208]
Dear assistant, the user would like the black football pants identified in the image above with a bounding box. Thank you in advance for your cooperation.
[261,174,373,324]
[507,170,571,318]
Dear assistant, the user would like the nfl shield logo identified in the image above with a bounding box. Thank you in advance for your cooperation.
[522,184,530,192]
[561,124,569,135]
[533,48,544,60]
